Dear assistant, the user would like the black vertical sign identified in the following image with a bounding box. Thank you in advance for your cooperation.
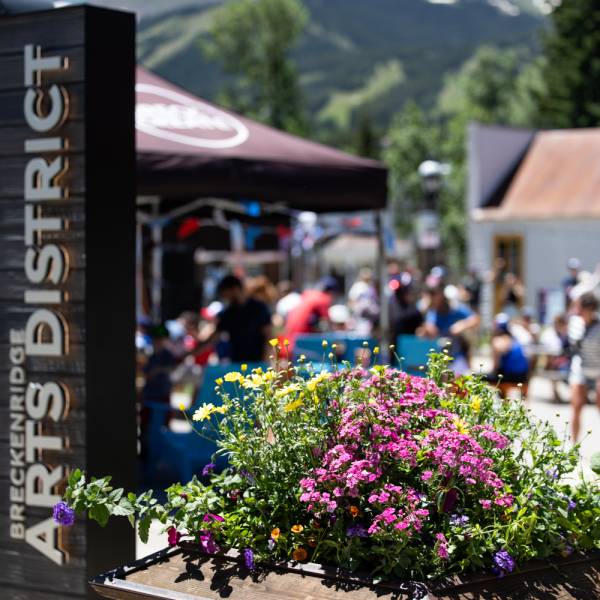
[0,6,136,599]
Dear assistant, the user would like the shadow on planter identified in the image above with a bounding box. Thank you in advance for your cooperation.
[90,545,600,600]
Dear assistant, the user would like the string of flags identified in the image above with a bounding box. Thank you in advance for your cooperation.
[176,215,292,251]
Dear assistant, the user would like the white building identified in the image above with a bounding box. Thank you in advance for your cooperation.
[467,123,600,327]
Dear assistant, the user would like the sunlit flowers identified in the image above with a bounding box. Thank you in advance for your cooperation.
[224,371,243,383]
[291,524,304,534]
[284,398,304,412]
[192,402,228,421]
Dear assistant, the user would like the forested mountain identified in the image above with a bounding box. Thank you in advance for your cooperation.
[97,0,544,129]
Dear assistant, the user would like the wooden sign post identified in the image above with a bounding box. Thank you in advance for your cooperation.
[0,6,137,599]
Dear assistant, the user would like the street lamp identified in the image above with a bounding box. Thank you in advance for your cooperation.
[416,160,450,274]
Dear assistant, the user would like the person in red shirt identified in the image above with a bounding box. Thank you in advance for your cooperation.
[284,277,339,347]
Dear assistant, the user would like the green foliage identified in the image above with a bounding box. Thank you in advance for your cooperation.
[318,60,405,130]
[438,46,525,124]
[537,0,600,128]
[384,45,541,270]
[353,111,380,160]
[202,0,309,134]
[383,101,440,235]
[60,352,600,580]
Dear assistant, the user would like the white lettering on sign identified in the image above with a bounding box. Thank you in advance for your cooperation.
[135,83,249,148]
[8,44,72,566]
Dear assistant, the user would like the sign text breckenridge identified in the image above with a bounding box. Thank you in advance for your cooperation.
[8,44,72,566]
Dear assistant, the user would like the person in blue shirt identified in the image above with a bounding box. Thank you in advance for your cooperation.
[418,285,480,338]
[417,284,480,374]
[488,313,530,384]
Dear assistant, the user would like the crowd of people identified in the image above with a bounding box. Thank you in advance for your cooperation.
[136,257,600,442]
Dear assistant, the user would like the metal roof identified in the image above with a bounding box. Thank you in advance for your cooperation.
[475,128,600,221]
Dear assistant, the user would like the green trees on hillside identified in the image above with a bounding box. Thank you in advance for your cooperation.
[536,0,600,127]
[385,46,536,269]
[203,0,309,134]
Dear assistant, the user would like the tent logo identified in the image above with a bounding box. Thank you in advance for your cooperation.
[135,83,249,149]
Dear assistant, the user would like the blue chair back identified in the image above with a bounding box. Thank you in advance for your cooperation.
[292,334,377,365]
[396,335,439,376]
[195,362,268,408]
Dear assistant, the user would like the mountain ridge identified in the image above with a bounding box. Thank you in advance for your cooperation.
[95,0,545,130]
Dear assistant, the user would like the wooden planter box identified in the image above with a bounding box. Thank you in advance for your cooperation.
[90,545,600,600]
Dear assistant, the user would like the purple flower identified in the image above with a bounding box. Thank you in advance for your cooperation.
[267,538,276,551]
[562,544,574,557]
[202,463,216,476]
[546,468,559,480]
[199,530,219,554]
[52,501,75,527]
[450,514,469,527]
[346,523,369,538]
[167,527,181,546]
[240,469,256,485]
[493,550,515,576]
[243,548,255,571]
[564,496,576,511]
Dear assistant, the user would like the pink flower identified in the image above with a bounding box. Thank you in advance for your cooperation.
[203,513,225,523]
[421,470,433,482]
[479,499,492,510]
[167,527,181,546]
[436,533,449,560]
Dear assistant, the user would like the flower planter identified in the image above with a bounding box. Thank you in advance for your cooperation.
[90,545,600,600]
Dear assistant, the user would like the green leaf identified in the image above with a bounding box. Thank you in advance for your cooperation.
[590,452,600,475]
[89,504,110,528]
[68,469,82,487]
[112,499,135,517]
[138,516,151,544]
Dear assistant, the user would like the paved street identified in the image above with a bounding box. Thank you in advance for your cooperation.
[526,376,600,476]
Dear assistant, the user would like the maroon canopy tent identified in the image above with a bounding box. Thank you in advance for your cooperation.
[135,67,387,212]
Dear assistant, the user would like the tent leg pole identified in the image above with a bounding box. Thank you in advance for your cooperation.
[151,209,163,323]
[135,219,144,318]
[376,210,389,359]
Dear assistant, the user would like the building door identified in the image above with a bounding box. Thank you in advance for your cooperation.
[493,235,524,316]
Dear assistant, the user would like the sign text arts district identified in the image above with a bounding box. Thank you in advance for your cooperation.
[8,45,72,566]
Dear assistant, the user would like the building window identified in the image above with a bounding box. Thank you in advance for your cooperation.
[493,235,524,316]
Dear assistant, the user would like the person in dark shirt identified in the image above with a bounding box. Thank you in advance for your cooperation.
[196,275,272,363]
[389,273,423,338]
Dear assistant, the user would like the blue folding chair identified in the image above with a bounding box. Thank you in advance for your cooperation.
[396,335,440,376]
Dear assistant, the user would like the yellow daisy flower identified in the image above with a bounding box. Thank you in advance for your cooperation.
[224,371,243,383]
[284,399,304,412]
[192,403,215,422]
